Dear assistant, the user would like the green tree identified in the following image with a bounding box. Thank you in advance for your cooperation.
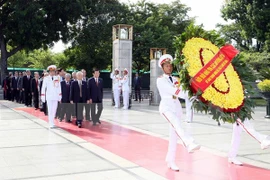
[221,0,270,52]
[125,0,194,71]
[65,0,127,73]
[0,0,87,81]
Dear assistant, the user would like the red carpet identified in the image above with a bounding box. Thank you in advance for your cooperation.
[16,107,270,180]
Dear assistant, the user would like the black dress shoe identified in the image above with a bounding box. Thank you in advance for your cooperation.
[98,121,101,124]
[78,124,82,128]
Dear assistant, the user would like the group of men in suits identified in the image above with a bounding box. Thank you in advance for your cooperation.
[44,67,104,128]
[1,70,41,108]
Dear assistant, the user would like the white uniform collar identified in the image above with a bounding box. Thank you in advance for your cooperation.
[163,74,172,78]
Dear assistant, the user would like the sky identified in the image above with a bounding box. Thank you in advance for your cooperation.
[52,0,227,53]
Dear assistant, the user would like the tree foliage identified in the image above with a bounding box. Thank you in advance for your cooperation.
[7,49,67,70]
[0,0,87,80]
[220,0,270,52]
[64,0,127,73]
[125,0,194,71]
[65,0,194,73]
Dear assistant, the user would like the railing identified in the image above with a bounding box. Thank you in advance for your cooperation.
[111,90,153,107]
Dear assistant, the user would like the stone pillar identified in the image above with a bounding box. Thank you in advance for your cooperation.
[150,48,167,106]
[112,24,133,107]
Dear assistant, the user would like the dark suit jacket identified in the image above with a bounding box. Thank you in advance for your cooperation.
[61,81,71,103]
[88,77,103,103]
[31,78,39,94]
[22,76,32,91]
[133,77,141,88]
[70,80,88,103]
[11,76,19,89]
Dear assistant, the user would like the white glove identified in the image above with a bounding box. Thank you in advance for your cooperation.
[41,96,45,103]
[190,96,198,103]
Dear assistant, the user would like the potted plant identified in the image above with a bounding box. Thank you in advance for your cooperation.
[257,79,270,118]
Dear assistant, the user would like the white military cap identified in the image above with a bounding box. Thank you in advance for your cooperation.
[114,68,119,71]
[47,65,57,71]
[158,54,173,68]
[123,68,128,73]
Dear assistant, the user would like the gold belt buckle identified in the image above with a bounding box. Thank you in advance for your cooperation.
[172,95,177,99]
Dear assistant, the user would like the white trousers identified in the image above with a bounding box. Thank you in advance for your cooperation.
[47,100,58,127]
[161,110,194,162]
[228,118,267,158]
[184,96,193,122]
[122,91,129,109]
[113,89,120,107]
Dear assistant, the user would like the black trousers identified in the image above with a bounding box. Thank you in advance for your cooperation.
[24,90,32,106]
[11,89,19,102]
[75,98,84,125]
[33,92,39,109]
[19,90,24,103]
[41,102,47,115]
[135,87,141,101]
[91,102,103,124]
[60,102,72,121]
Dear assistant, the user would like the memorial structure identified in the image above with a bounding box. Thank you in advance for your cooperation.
[150,48,167,105]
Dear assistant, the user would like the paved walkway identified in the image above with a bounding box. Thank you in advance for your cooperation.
[0,100,270,180]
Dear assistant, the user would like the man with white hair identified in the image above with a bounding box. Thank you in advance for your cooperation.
[41,65,62,128]
[110,68,121,108]
[120,68,130,110]
[70,71,89,128]
[157,54,200,171]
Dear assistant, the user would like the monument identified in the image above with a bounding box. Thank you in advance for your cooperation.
[150,48,167,105]
[112,24,133,107]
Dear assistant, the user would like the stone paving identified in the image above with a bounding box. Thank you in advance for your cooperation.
[0,99,270,180]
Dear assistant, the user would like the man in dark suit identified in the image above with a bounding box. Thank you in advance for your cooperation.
[17,72,24,103]
[133,72,142,102]
[60,73,72,122]
[88,68,103,126]
[2,75,10,100]
[81,69,91,121]
[31,72,40,109]
[22,70,33,106]
[11,71,19,102]
[70,71,89,128]
[39,72,48,115]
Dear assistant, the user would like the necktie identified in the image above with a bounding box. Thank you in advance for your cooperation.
[79,81,82,97]
[96,78,98,86]
[52,77,53,81]
[36,79,38,89]
[169,76,173,83]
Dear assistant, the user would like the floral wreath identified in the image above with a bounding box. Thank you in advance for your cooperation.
[175,37,254,124]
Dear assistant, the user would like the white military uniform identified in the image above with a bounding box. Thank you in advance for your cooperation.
[121,69,130,110]
[41,66,62,128]
[156,54,200,170]
[110,69,121,108]
[228,118,270,165]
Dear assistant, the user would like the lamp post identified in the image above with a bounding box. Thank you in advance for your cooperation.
[112,24,133,108]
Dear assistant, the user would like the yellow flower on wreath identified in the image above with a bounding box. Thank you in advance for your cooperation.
[182,38,244,111]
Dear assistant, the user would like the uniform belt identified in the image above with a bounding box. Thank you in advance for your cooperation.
[162,95,178,99]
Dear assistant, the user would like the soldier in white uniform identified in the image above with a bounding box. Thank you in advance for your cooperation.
[41,65,62,128]
[228,118,270,165]
[121,68,130,110]
[157,54,200,171]
[110,68,121,108]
